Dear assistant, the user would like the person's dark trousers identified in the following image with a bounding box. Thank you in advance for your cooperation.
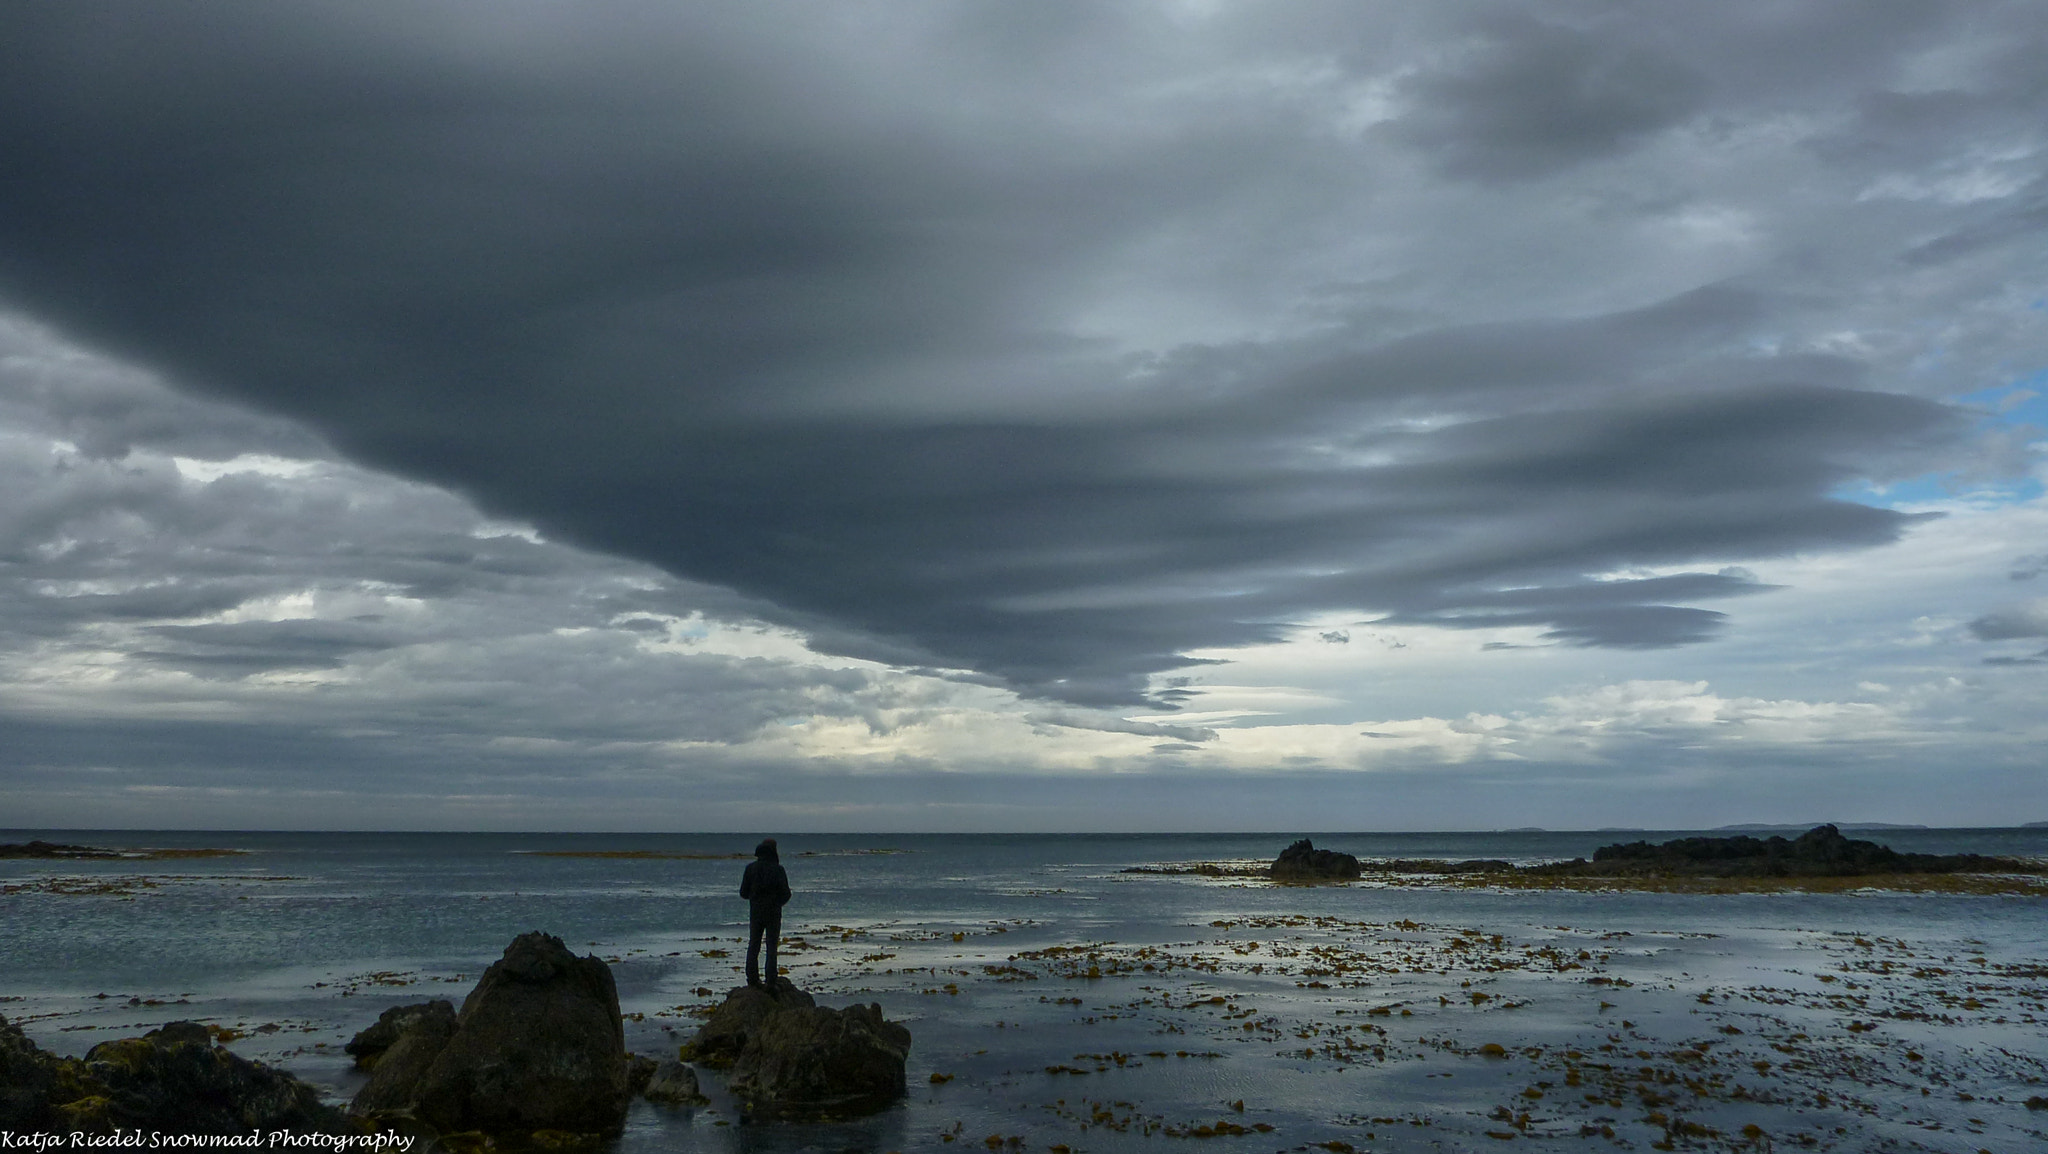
[746,908,781,988]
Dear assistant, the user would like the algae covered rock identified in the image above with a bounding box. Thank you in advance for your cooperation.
[0,1014,59,1129]
[2,1015,352,1136]
[1270,838,1361,881]
[350,931,632,1139]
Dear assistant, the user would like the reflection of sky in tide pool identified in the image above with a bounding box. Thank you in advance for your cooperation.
[5,830,2048,1151]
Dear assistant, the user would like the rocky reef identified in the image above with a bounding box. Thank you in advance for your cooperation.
[684,979,911,1118]
[0,1015,353,1135]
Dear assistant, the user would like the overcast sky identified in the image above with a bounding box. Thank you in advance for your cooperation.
[2,1,2044,831]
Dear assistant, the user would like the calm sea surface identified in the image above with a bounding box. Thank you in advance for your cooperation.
[5,828,2046,1152]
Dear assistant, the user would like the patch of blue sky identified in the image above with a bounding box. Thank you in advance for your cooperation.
[1832,373,2048,510]
[1834,473,2041,509]
[1957,374,2048,427]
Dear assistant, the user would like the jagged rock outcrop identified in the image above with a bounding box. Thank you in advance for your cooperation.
[351,931,631,1138]
[686,983,910,1118]
[1270,838,1361,881]
[0,1015,352,1135]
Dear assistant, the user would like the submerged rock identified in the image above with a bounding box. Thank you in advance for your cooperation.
[0,1014,352,1135]
[351,931,632,1139]
[687,983,910,1118]
[1270,838,1361,881]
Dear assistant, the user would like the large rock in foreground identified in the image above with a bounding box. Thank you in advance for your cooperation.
[352,931,631,1138]
[1,1015,352,1135]
[687,984,910,1118]
[1270,838,1361,881]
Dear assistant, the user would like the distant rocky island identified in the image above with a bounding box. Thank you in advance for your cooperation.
[0,840,244,860]
[1126,826,2047,890]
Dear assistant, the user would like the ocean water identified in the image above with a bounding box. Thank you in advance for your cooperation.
[5,828,2047,1153]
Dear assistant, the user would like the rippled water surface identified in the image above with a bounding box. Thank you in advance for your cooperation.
[6,829,2047,1152]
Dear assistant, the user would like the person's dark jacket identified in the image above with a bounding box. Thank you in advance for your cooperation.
[739,842,790,916]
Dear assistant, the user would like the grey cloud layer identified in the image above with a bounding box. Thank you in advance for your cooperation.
[2,2,2042,705]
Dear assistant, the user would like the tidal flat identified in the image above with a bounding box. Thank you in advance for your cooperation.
[3,830,2045,1152]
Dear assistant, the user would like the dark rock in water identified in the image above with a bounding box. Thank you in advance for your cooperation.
[1586,824,2004,877]
[687,983,910,1117]
[683,979,815,1068]
[1,1014,353,1135]
[729,1001,911,1118]
[1270,838,1361,881]
[350,1002,461,1115]
[346,999,455,1070]
[351,930,632,1139]
[625,1052,658,1094]
[641,1059,707,1108]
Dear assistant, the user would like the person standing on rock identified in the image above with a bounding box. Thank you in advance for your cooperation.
[740,837,791,992]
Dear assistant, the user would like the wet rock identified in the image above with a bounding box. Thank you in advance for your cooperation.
[727,999,911,1118]
[1270,838,1361,881]
[350,931,631,1139]
[685,984,910,1117]
[683,979,814,1068]
[641,1059,706,1108]
[2,1016,352,1135]
[346,1000,456,1070]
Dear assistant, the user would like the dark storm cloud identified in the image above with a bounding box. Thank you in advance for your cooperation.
[0,2,2034,706]
[1969,604,2048,642]
[1387,14,1707,181]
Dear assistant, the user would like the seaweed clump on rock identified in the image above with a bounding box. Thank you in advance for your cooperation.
[1270,838,1361,882]
[684,979,911,1118]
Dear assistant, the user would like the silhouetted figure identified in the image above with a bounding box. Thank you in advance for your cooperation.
[740,838,791,990]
